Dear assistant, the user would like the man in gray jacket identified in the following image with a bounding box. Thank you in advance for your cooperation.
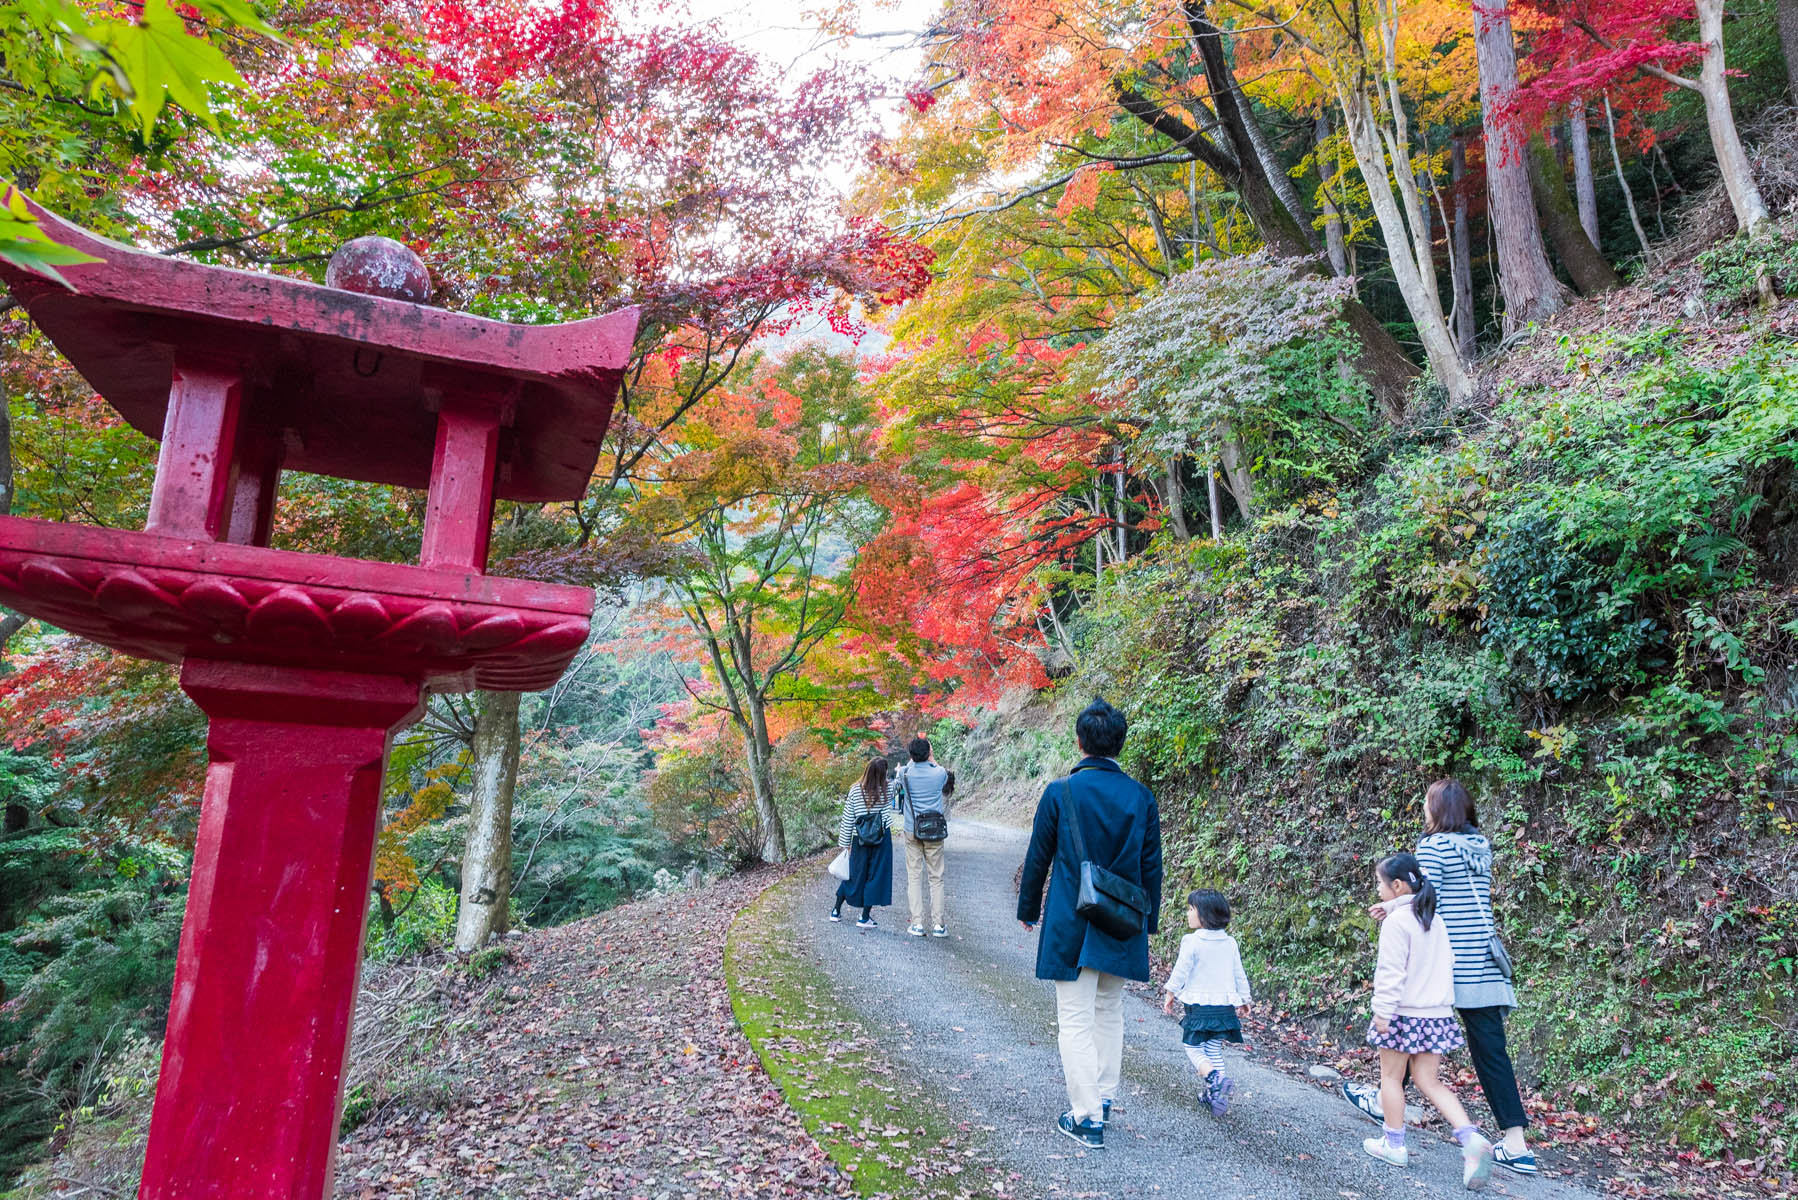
[893,736,952,937]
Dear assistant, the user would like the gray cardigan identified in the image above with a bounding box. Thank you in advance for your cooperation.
[1417,832,1518,1011]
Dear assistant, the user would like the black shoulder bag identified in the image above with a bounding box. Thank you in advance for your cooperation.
[1057,778,1148,940]
[902,767,949,842]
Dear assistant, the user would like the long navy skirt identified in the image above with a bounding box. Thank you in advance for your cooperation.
[837,833,893,909]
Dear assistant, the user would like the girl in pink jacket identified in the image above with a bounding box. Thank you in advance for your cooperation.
[1362,853,1495,1190]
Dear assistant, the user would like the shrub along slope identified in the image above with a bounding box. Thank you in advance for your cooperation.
[1060,266,1798,1170]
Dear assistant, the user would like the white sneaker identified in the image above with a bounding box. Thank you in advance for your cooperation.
[1462,1133,1494,1191]
[1362,1136,1408,1168]
[931,924,948,938]
[907,923,927,936]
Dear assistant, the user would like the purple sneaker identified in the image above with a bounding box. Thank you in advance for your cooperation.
[1207,1074,1235,1117]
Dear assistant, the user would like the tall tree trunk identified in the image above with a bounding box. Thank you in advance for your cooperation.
[1336,86,1473,401]
[0,371,26,651]
[1216,424,1255,521]
[1450,136,1477,359]
[1568,98,1600,246]
[455,689,522,954]
[1694,0,1771,232]
[1603,93,1657,266]
[1206,463,1223,539]
[1113,452,1127,563]
[1473,0,1568,330]
[743,696,785,863]
[1166,459,1190,541]
[1317,112,1350,279]
[1526,133,1621,294]
[1779,0,1798,101]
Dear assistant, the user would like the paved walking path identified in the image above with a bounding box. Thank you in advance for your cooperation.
[791,820,1603,1200]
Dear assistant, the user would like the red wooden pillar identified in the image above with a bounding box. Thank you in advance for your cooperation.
[146,357,243,540]
[139,661,423,1200]
[419,400,500,572]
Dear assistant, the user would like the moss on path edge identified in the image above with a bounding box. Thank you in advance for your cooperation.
[725,865,1016,1200]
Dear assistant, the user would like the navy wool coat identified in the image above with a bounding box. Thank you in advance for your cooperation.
[1017,757,1163,982]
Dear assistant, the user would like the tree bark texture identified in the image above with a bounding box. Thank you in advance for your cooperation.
[1336,86,1472,401]
[1317,112,1351,279]
[1473,0,1568,331]
[1695,0,1770,232]
[1603,94,1657,265]
[1217,423,1254,520]
[454,689,521,954]
[1568,98,1600,247]
[1780,0,1798,102]
[1166,459,1190,541]
[0,372,27,650]
[1451,136,1477,359]
[1526,134,1621,294]
[743,698,786,864]
[1206,465,1223,540]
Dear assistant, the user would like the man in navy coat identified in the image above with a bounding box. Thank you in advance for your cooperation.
[1017,697,1162,1150]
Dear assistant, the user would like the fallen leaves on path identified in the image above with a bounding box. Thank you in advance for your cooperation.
[336,867,854,1200]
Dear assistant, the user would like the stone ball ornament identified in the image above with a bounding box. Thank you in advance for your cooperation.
[325,235,433,302]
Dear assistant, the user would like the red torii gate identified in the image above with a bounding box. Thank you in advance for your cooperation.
[0,199,638,1199]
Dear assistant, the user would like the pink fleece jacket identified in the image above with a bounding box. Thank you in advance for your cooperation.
[1371,894,1457,1020]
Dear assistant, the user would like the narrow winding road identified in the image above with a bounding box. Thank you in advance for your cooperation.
[789,820,1603,1200]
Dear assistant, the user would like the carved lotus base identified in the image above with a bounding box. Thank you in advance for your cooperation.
[0,517,593,691]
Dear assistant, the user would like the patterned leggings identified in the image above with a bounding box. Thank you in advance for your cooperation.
[1184,1039,1227,1079]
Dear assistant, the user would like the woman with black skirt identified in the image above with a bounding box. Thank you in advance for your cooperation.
[830,757,894,928]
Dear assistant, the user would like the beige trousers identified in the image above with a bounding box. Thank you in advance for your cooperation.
[898,829,947,927]
[1054,968,1124,1125]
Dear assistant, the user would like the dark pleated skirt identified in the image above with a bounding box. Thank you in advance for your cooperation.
[837,833,893,908]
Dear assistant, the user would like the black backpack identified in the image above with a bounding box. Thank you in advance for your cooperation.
[854,809,888,847]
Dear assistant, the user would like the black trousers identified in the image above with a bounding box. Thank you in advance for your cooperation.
[1459,1006,1528,1131]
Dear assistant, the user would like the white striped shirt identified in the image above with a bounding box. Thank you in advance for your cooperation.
[1417,831,1517,1011]
[836,782,894,848]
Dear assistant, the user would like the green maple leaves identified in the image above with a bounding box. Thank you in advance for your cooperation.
[1,0,277,282]
[0,186,98,285]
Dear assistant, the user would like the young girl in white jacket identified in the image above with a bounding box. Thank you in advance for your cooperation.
[1363,853,1494,1190]
[1161,889,1251,1116]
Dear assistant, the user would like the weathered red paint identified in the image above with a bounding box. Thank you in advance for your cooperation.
[141,661,423,1200]
[0,196,639,1200]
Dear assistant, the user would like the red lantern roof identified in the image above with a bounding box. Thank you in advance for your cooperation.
[0,201,638,503]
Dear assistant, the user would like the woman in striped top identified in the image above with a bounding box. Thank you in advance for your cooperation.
[830,758,895,928]
[1415,779,1533,1176]
[1346,779,1537,1177]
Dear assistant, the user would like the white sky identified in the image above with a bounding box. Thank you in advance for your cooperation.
[664,0,941,136]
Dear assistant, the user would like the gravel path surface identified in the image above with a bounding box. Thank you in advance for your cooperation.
[792,820,1603,1200]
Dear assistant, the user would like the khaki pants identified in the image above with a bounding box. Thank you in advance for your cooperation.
[1055,968,1124,1125]
[898,830,947,928]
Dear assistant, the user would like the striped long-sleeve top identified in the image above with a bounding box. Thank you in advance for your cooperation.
[1416,831,1518,1011]
[836,782,894,849]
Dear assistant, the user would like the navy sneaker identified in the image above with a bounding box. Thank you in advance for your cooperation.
[1207,1074,1235,1117]
[1057,1110,1104,1149]
[829,909,842,922]
[1493,1146,1538,1176]
[1343,1081,1383,1124]
[856,916,878,929]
